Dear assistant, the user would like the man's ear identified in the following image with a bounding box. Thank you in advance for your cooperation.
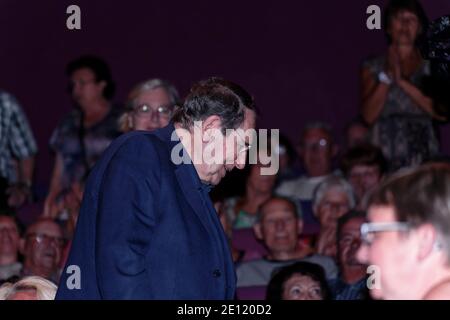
[253,222,264,241]
[201,115,222,142]
[416,224,438,261]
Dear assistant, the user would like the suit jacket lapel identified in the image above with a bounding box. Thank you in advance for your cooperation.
[155,123,212,234]
[174,164,212,234]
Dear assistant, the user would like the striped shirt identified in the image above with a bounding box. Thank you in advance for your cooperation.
[0,90,37,182]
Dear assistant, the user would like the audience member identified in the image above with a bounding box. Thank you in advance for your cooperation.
[266,261,332,300]
[44,55,121,218]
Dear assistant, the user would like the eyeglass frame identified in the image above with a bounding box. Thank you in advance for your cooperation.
[360,221,444,251]
[360,222,410,245]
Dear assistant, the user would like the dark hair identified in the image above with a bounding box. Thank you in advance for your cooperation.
[341,143,388,177]
[266,261,331,300]
[172,77,255,133]
[66,55,115,99]
[383,0,429,45]
[368,163,450,258]
[344,117,369,136]
[300,121,334,145]
[337,210,366,240]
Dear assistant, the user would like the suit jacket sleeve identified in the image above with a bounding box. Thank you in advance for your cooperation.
[95,136,161,299]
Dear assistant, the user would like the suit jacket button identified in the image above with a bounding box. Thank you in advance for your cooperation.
[213,269,221,278]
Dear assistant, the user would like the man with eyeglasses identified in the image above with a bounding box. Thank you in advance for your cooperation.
[57,77,256,299]
[357,163,450,300]
[21,218,64,284]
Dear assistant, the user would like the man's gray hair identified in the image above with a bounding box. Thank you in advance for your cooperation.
[312,175,356,212]
[255,196,300,223]
[301,121,334,142]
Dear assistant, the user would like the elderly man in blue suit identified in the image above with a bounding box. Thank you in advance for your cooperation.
[56,78,256,299]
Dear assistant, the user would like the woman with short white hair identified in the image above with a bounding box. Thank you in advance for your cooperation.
[0,276,57,300]
[313,175,356,259]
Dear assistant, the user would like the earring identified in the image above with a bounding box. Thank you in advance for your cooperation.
[128,117,133,129]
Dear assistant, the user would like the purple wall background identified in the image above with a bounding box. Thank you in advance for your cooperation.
[1,0,450,193]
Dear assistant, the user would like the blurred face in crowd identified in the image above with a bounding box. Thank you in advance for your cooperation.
[346,123,368,149]
[255,198,302,256]
[349,165,382,202]
[131,87,173,131]
[191,109,256,186]
[70,68,106,110]
[282,274,324,300]
[247,163,277,194]
[338,217,367,277]
[0,216,20,264]
[300,128,334,177]
[357,205,423,299]
[22,220,64,276]
[388,10,420,46]
[316,189,351,226]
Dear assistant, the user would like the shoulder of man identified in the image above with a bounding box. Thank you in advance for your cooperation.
[302,254,338,280]
[275,176,307,197]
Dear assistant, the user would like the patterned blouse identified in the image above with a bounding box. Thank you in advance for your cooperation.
[49,106,122,191]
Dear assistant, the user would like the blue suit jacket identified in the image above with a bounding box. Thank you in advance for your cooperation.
[56,124,236,299]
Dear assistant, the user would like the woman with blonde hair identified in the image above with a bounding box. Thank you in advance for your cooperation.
[119,78,179,132]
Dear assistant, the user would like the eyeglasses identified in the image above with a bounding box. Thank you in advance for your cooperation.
[360,222,410,245]
[26,233,66,247]
[133,104,173,119]
[320,201,349,212]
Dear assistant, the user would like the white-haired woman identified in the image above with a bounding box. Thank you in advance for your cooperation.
[312,176,356,259]
[119,78,179,132]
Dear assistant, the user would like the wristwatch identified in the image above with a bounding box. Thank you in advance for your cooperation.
[378,71,392,85]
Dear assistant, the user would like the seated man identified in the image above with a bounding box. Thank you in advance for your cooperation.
[236,196,337,288]
[20,218,65,284]
[0,215,23,282]
[329,210,368,300]
[357,163,450,300]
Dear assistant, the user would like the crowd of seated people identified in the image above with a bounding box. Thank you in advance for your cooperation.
[0,0,449,300]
